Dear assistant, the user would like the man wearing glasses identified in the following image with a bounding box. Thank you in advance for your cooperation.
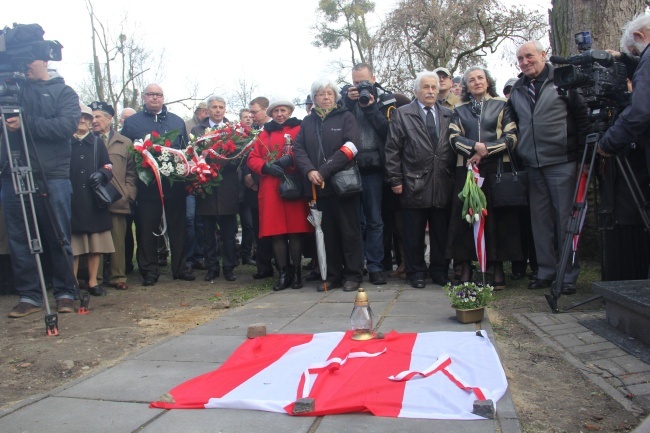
[121,84,195,286]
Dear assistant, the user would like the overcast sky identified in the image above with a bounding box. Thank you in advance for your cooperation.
[5,0,548,119]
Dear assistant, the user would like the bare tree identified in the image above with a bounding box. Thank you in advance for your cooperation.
[225,77,259,113]
[374,0,546,94]
[312,0,378,73]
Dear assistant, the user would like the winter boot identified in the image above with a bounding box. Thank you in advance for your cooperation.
[292,267,303,289]
[273,267,289,291]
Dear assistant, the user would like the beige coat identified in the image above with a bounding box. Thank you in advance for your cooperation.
[106,130,137,214]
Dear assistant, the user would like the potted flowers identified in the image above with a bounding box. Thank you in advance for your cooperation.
[444,282,494,323]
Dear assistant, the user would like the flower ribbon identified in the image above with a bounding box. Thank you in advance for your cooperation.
[133,140,167,236]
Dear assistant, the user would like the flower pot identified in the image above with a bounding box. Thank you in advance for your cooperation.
[454,307,485,324]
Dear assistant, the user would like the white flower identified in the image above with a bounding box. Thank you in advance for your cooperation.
[189,133,195,141]
[175,163,186,175]
[160,149,170,162]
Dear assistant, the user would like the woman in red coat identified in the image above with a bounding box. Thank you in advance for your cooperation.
[247,97,313,291]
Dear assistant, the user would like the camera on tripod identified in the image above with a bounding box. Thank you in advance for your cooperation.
[0,23,63,106]
[550,31,629,131]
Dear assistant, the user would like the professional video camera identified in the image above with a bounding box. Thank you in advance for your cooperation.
[550,32,629,132]
[0,23,63,106]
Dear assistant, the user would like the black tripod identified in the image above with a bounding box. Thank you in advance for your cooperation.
[0,105,86,335]
[545,131,650,313]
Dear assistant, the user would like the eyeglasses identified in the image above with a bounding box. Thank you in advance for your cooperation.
[145,92,164,98]
[249,109,261,115]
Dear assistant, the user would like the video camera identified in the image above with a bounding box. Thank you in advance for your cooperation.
[0,23,63,106]
[550,31,629,132]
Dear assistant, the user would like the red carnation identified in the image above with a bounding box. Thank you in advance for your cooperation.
[153,145,162,152]
[165,139,171,147]
[152,131,160,138]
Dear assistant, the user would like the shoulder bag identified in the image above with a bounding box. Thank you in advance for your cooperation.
[92,137,122,209]
[488,144,529,207]
[316,122,362,197]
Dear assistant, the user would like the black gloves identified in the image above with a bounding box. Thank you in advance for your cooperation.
[262,163,285,178]
[274,154,293,168]
[88,171,106,188]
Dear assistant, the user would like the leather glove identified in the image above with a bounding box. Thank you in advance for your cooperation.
[274,154,293,168]
[88,171,106,188]
[262,163,285,178]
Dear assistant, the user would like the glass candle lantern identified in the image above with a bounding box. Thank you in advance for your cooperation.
[350,288,373,340]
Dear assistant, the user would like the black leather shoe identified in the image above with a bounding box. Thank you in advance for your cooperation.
[252,271,273,279]
[431,275,451,286]
[173,272,196,281]
[192,259,207,270]
[143,276,157,286]
[410,279,426,289]
[509,272,525,280]
[528,278,552,290]
[343,280,360,292]
[224,269,237,281]
[317,281,342,292]
[204,269,220,281]
[369,272,387,285]
[561,283,577,295]
[88,285,106,296]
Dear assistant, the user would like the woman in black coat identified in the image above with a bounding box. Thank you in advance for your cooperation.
[70,106,115,296]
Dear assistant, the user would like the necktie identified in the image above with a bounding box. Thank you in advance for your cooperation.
[102,133,109,147]
[528,79,536,105]
[425,106,438,146]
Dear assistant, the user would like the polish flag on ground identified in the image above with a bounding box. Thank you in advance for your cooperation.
[151,331,508,420]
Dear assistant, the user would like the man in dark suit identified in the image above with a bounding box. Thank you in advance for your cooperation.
[384,71,456,289]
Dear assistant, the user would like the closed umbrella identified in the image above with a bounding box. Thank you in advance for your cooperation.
[308,184,327,292]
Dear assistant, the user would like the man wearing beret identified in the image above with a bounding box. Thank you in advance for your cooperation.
[90,101,137,290]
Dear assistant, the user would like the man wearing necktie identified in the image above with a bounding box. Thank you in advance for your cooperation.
[507,41,589,295]
[384,71,455,289]
[90,101,137,291]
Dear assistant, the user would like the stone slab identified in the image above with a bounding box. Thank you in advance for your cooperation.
[57,360,217,402]
[315,413,498,433]
[135,335,245,362]
[140,408,316,433]
[186,315,295,336]
[0,397,160,433]
[580,318,650,365]
[592,280,650,345]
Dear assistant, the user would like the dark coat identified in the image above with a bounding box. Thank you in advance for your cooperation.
[70,133,114,234]
[121,104,188,202]
[384,100,455,209]
[293,107,361,197]
[2,77,80,179]
[247,119,313,237]
[190,117,241,216]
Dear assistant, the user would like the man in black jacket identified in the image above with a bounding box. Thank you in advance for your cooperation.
[2,58,80,317]
[341,63,395,285]
[121,84,195,286]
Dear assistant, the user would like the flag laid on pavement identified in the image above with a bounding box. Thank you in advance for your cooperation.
[150,330,508,420]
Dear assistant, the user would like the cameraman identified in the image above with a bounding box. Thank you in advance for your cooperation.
[341,63,396,285]
[598,14,650,166]
[1,57,80,318]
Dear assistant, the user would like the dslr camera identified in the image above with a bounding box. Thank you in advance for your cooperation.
[341,80,378,105]
[0,23,63,106]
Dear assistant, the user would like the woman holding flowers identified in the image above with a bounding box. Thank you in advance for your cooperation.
[446,66,522,289]
[247,97,312,291]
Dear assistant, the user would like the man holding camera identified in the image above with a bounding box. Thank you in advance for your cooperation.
[2,58,81,317]
[507,40,590,295]
[341,63,396,285]
[598,15,650,162]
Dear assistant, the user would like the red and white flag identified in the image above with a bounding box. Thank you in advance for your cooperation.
[151,331,508,420]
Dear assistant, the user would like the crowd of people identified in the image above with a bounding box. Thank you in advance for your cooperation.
[4,13,650,318]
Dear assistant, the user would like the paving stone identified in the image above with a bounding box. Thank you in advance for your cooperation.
[620,371,650,386]
[573,331,608,345]
[316,412,497,432]
[544,325,593,337]
[576,348,629,362]
[626,382,650,396]
[588,358,627,376]
[0,397,160,433]
[135,335,244,363]
[554,334,587,349]
[571,341,619,355]
[611,355,650,374]
[139,407,315,433]
[525,313,560,327]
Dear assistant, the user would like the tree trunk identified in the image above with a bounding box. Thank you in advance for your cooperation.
[550,0,646,55]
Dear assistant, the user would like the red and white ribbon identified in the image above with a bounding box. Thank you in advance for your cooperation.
[134,140,167,236]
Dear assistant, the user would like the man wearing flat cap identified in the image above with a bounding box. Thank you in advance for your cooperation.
[90,101,137,290]
[185,102,209,137]
[434,67,460,110]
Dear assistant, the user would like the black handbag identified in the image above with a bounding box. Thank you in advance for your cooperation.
[330,162,363,197]
[92,138,122,209]
[315,122,362,197]
[278,173,304,200]
[488,145,528,207]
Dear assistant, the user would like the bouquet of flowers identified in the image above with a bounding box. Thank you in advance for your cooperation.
[184,122,259,195]
[458,166,488,224]
[131,130,189,187]
[444,281,494,309]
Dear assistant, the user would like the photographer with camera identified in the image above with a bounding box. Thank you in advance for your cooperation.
[507,40,590,295]
[598,15,650,162]
[340,63,396,285]
[1,57,81,317]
